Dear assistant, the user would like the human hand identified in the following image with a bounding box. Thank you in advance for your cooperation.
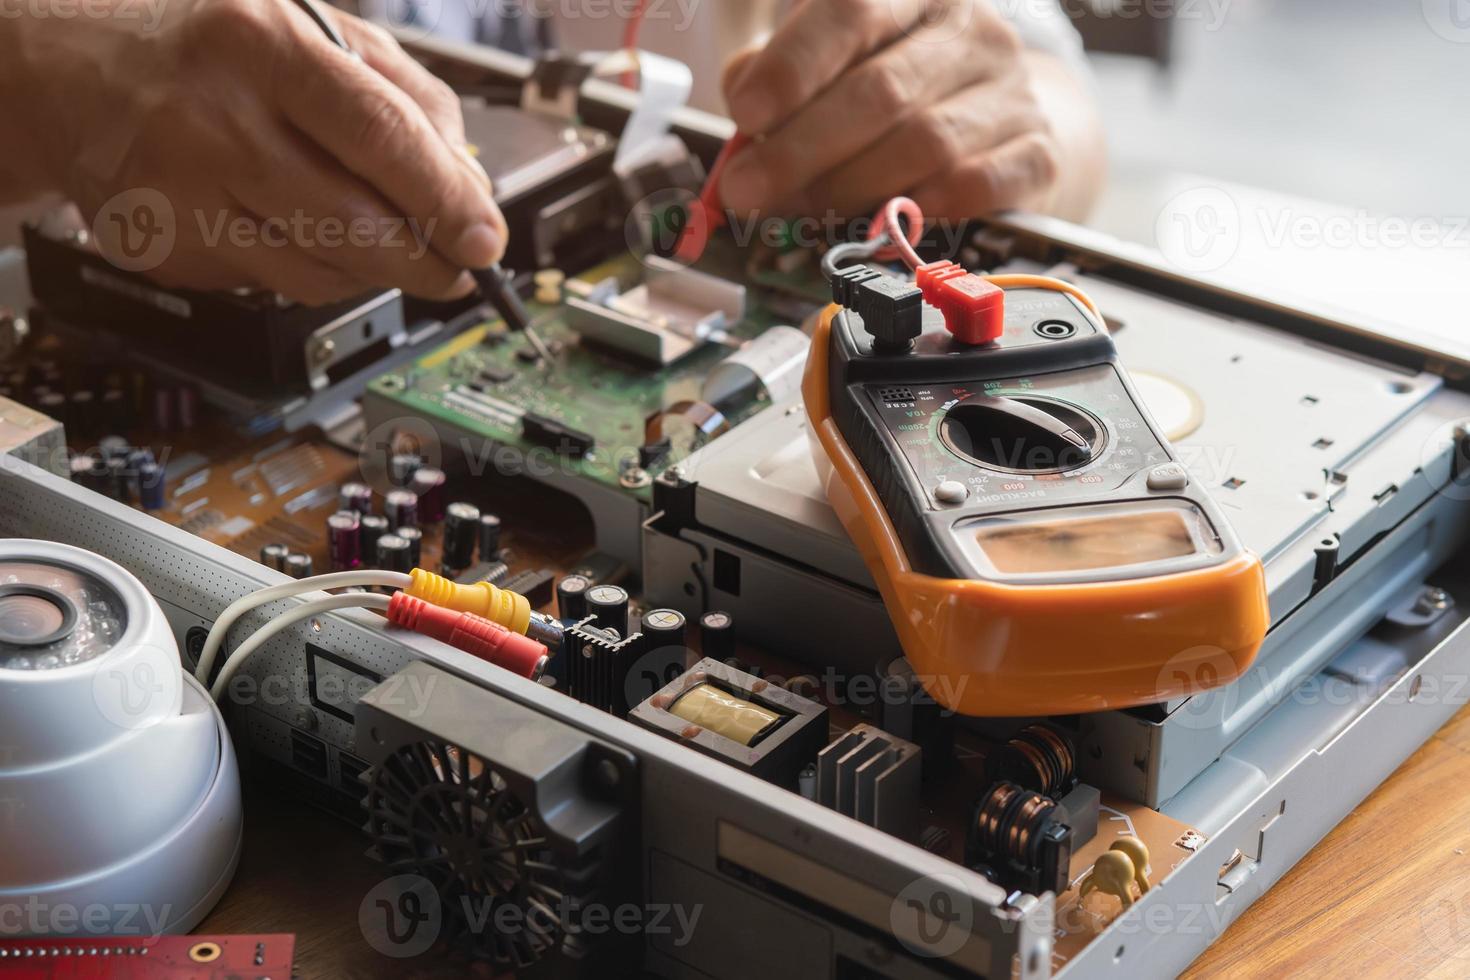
[4,0,505,304]
[719,0,1103,223]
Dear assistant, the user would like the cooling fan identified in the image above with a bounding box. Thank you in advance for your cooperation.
[357,661,638,975]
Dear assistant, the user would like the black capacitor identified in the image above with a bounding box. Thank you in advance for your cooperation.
[396,526,423,566]
[101,388,131,430]
[641,608,688,648]
[327,510,361,571]
[389,453,421,486]
[586,584,630,637]
[375,533,413,574]
[699,610,736,662]
[69,452,97,487]
[98,435,131,460]
[384,489,418,529]
[69,390,97,433]
[556,574,591,621]
[477,513,502,561]
[442,502,480,572]
[259,543,290,571]
[38,391,66,425]
[339,481,374,515]
[137,462,166,511]
[409,467,447,522]
[86,454,109,494]
[359,514,389,562]
[105,456,133,503]
[284,553,314,579]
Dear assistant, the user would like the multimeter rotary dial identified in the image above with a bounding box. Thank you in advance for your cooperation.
[938,393,1106,475]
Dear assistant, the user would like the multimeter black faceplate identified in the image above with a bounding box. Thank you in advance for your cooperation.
[828,288,1242,584]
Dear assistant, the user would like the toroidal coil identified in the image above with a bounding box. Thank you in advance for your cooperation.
[668,682,783,746]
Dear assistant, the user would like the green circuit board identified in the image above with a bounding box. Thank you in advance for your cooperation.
[364,240,825,500]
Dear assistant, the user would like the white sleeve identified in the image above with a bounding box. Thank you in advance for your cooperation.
[988,0,1091,78]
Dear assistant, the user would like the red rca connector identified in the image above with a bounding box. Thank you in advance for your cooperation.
[387,593,548,680]
[915,260,1005,345]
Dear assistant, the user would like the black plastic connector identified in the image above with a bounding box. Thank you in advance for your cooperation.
[831,266,923,352]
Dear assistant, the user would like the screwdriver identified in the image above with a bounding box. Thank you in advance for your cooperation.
[289,0,554,364]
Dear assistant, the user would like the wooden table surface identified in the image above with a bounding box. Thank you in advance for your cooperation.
[198,700,1470,979]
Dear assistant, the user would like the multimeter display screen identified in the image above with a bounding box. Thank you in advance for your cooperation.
[973,508,1205,575]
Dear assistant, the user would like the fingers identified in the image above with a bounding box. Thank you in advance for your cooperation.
[908,132,1063,220]
[215,208,375,306]
[276,22,507,272]
[228,123,475,300]
[724,0,930,136]
[330,12,467,147]
[720,24,1010,213]
[806,85,1044,216]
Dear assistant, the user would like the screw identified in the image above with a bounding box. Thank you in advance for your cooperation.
[1415,587,1452,615]
[619,466,651,489]
[309,336,336,367]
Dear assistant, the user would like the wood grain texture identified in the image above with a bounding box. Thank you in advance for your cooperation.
[1186,703,1470,978]
[202,702,1470,978]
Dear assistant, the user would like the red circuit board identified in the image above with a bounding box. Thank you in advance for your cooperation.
[0,935,294,979]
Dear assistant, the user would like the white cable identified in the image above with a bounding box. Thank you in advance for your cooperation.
[208,592,392,701]
[193,570,411,685]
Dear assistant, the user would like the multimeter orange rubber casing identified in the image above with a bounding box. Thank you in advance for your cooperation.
[802,297,1269,717]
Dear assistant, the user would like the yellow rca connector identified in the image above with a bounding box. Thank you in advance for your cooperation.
[405,568,530,635]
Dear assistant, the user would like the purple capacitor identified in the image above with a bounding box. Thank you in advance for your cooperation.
[384,488,419,529]
[339,481,374,515]
[152,387,174,432]
[327,510,362,571]
[177,386,198,430]
[409,467,447,522]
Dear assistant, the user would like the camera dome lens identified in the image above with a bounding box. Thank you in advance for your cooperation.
[0,586,78,647]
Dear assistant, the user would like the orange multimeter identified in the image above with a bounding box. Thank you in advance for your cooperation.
[802,280,1269,717]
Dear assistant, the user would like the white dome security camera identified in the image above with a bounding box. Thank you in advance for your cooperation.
[0,540,242,937]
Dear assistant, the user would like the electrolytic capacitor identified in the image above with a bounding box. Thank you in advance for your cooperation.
[699,610,736,663]
[478,513,502,561]
[69,452,97,487]
[586,584,630,637]
[101,388,131,430]
[409,467,447,522]
[396,526,423,566]
[259,543,290,571]
[38,391,66,425]
[176,386,198,430]
[384,489,418,529]
[389,453,421,486]
[105,456,133,504]
[327,510,361,571]
[98,435,130,460]
[641,608,688,650]
[70,390,97,434]
[151,387,174,432]
[284,553,314,579]
[137,461,166,510]
[339,481,374,515]
[556,574,591,621]
[375,533,413,574]
[442,502,480,572]
[359,514,389,562]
